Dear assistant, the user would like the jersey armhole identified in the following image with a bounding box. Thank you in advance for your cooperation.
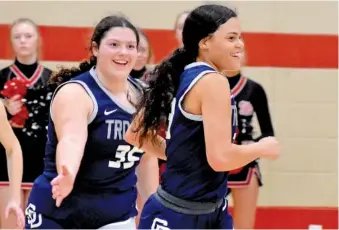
[178,70,215,121]
[49,80,98,124]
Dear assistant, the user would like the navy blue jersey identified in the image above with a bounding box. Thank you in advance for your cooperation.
[25,68,144,228]
[43,68,144,191]
[161,62,238,202]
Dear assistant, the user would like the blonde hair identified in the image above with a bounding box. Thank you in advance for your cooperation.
[174,10,190,31]
[10,18,42,58]
[138,29,154,64]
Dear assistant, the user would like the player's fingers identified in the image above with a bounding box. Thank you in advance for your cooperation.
[52,184,59,193]
[52,185,60,199]
[56,196,63,207]
[50,176,60,185]
[16,209,25,228]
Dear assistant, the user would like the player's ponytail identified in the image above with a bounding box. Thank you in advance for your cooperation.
[134,47,195,146]
[133,5,238,146]
[49,56,97,86]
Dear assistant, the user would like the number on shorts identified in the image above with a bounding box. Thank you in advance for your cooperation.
[151,217,170,230]
[166,98,176,140]
[108,145,143,169]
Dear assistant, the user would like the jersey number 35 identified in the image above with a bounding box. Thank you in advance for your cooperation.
[108,145,143,169]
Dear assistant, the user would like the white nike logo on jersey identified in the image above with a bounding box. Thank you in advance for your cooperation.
[104,109,117,116]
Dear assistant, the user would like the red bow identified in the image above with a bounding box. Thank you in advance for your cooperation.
[0,78,29,127]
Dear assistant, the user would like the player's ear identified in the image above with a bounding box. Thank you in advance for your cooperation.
[198,35,212,51]
[91,41,99,57]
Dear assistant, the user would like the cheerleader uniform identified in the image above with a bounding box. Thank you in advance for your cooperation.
[227,73,274,191]
[0,59,53,189]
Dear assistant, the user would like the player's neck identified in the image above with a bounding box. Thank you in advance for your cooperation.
[95,68,128,95]
[16,55,37,65]
[224,71,240,78]
[195,57,219,72]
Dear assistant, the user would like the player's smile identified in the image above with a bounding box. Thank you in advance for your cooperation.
[231,51,243,58]
[113,60,128,66]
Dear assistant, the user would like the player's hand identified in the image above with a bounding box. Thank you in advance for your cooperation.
[51,165,74,207]
[5,200,25,229]
[259,136,280,160]
[4,95,23,116]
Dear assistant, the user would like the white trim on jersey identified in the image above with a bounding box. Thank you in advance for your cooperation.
[49,80,98,124]
[178,70,215,121]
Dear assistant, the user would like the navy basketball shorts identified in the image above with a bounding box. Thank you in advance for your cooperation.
[25,213,136,229]
[25,175,137,229]
[25,210,63,229]
[138,194,233,229]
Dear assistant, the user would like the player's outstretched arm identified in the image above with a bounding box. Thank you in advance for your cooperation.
[52,83,92,183]
[196,73,279,172]
[0,100,25,228]
[0,100,23,205]
[125,111,166,160]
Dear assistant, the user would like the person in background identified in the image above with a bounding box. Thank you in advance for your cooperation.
[174,10,190,47]
[225,52,274,229]
[0,18,52,229]
[130,29,153,80]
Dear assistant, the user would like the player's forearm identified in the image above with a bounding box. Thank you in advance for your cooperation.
[143,136,166,160]
[56,137,85,181]
[136,154,159,201]
[125,128,167,160]
[6,143,23,202]
[215,143,264,172]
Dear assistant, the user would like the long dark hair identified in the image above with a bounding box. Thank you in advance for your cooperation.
[134,4,237,146]
[49,15,139,86]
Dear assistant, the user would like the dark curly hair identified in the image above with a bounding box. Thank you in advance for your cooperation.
[49,15,140,86]
[134,4,237,146]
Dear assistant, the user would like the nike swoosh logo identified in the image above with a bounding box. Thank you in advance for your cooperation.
[104,109,117,116]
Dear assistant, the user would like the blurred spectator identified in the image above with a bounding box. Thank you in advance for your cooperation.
[174,11,190,47]
[130,29,153,80]
[225,52,274,229]
[0,18,53,229]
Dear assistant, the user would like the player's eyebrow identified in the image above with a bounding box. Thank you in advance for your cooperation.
[106,38,137,44]
[226,32,240,35]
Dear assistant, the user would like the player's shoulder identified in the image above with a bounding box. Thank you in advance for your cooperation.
[196,71,227,85]
[189,72,229,100]
[55,79,92,101]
